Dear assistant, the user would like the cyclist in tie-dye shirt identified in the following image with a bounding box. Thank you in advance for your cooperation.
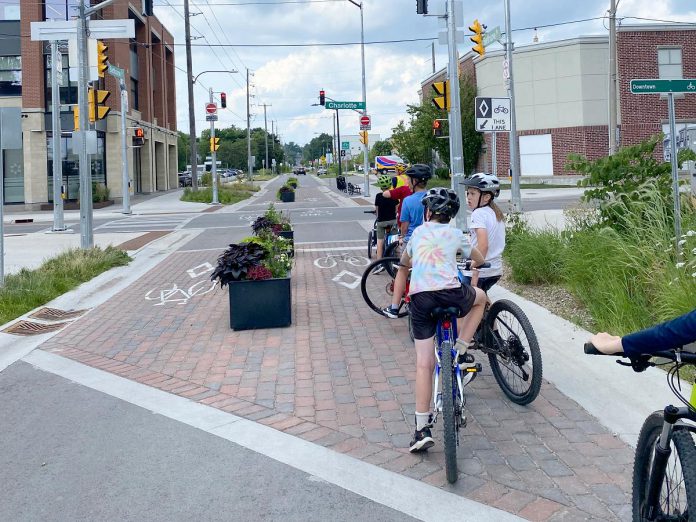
[398,187,487,453]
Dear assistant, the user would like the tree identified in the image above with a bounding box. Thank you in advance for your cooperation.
[177,131,190,171]
[371,140,392,157]
[303,133,333,162]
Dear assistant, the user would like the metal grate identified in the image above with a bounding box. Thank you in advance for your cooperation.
[29,307,86,321]
[3,320,68,336]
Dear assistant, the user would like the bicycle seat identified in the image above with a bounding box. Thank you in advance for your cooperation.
[430,306,461,320]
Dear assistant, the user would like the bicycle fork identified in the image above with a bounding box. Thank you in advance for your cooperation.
[644,405,679,520]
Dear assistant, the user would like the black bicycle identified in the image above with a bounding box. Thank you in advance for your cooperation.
[584,343,696,521]
[361,256,543,406]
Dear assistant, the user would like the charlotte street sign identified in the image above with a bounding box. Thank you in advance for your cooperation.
[630,78,696,94]
[107,64,124,80]
[475,96,511,132]
[325,101,366,110]
[482,26,502,47]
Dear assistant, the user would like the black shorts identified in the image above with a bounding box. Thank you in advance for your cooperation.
[410,286,477,341]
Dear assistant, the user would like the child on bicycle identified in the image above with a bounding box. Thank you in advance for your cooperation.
[372,175,399,273]
[382,164,431,318]
[397,187,487,452]
[589,309,696,355]
[460,173,506,291]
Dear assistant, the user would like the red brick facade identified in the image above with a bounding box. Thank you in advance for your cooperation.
[618,27,696,156]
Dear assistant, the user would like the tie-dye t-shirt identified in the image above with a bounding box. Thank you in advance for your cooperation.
[406,221,471,295]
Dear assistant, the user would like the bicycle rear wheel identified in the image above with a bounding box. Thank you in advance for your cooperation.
[384,240,405,278]
[360,257,409,318]
[485,299,542,405]
[440,340,458,484]
[633,411,696,522]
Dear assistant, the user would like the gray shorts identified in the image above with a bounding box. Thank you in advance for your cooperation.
[376,219,397,240]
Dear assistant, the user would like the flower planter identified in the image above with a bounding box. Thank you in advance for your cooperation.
[278,230,294,257]
[279,191,295,203]
[228,277,292,330]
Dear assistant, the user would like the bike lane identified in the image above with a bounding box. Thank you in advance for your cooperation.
[35,177,633,521]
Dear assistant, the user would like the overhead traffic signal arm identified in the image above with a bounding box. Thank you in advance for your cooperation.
[431,81,450,111]
[469,19,486,57]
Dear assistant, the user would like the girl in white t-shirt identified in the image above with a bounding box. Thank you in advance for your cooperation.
[461,173,506,291]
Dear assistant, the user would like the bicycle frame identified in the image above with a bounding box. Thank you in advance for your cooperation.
[431,315,466,425]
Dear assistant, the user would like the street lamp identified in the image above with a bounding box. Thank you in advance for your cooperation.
[347,0,370,196]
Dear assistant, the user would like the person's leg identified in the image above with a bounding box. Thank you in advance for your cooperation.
[376,238,385,258]
[414,337,436,414]
[456,287,487,345]
[391,265,408,308]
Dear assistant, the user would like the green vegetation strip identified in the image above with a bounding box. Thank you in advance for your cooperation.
[0,247,131,326]
[181,182,259,204]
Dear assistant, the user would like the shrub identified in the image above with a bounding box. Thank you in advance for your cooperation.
[276,184,295,200]
[434,167,450,180]
[200,172,212,186]
[92,183,110,203]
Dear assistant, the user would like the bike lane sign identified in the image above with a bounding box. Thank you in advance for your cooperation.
[475,96,511,132]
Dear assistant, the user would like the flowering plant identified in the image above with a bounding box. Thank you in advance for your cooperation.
[251,203,292,235]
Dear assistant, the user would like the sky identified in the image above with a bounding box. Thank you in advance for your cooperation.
[152,0,696,147]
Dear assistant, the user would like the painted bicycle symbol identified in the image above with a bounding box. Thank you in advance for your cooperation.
[314,252,369,269]
[688,82,695,91]
[145,280,216,306]
[494,105,509,114]
[297,209,332,217]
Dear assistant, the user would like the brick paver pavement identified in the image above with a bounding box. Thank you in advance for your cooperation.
[38,181,634,521]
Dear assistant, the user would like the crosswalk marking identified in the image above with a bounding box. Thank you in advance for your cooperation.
[96,214,193,231]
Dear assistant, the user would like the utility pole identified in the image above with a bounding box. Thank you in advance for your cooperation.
[184,0,198,190]
[246,68,253,180]
[432,41,436,74]
[261,103,271,174]
[77,0,93,248]
[332,112,337,165]
[119,79,130,213]
[608,0,618,155]
[209,87,219,204]
[445,0,464,189]
[336,109,342,178]
[504,0,521,211]
[271,120,275,173]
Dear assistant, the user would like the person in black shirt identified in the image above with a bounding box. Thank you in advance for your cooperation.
[373,175,399,273]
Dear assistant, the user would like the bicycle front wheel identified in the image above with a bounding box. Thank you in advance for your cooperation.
[633,411,696,522]
[440,340,458,484]
[485,299,542,405]
[360,257,409,318]
[368,230,374,259]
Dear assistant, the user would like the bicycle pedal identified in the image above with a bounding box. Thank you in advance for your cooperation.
[462,363,482,373]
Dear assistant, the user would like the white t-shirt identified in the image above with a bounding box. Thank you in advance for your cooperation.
[406,221,471,295]
[466,206,505,278]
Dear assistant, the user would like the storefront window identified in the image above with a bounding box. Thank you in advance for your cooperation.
[3,149,24,203]
[0,56,21,96]
[45,53,77,110]
[47,132,106,201]
[43,0,78,21]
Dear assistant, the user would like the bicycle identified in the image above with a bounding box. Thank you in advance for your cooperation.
[313,252,370,269]
[584,343,696,521]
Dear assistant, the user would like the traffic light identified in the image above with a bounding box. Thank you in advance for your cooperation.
[359,130,368,145]
[96,40,109,77]
[88,87,111,121]
[416,0,428,14]
[319,90,325,106]
[220,92,226,108]
[432,120,443,137]
[210,137,220,152]
[469,19,486,57]
[432,81,450,111]
[132,127,144,147]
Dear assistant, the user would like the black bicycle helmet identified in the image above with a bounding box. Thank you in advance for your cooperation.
[405,163,432,181]
[421,187,460,219]
[460,173,500,197]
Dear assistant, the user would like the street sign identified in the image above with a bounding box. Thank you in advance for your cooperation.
[482,26,501,47]
[205,114,218,121]
[475,96,511,132]
[340,150,346,157]
[205,103,217,114]
[342,141,350,150]
[325,101,366,110]
[107,64,124,80]
[360,115,370,126]
[630,78,696,94]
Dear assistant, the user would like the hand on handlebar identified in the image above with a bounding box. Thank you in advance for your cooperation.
[586,332,624,355]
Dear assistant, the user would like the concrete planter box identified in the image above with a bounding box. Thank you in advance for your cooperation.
[279,191,295,203]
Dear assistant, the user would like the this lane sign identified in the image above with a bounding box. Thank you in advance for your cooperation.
[475,96,511,132]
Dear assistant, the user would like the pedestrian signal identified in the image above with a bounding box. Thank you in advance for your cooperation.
[132,127,145,147]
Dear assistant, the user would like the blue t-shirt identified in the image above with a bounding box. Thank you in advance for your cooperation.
[400,191,427,241]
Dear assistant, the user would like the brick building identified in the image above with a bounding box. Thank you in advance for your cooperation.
[420,25,696,177]
[1,0,177,208]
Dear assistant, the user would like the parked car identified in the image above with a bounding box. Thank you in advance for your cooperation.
[317,167,328,175]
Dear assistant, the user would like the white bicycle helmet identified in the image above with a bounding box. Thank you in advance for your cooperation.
[461,173,501,198]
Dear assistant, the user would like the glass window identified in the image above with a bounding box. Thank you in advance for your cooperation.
[45,53,77,110]
[3,148,24,203]
[44,0,78,21]
[0,55,21,96]
[130,78,139,110]
[1,5,20,20]
[658,48,682,79]
[47,132,106,201]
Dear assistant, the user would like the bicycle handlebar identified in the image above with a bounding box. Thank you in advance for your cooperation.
[457,260,491,271]
[364,210,376,214]
[583,342,696,372]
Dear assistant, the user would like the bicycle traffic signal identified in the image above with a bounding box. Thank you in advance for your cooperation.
[210,137,220,152]
[220,92,227,108]
[132,127,145,147]
[469,20,486,57]
[319,90,325,106]
[359,130,368,145]
[432,120,443,137]
[96,40,109,77]
[431,81,450,111]
[416,0,428,14]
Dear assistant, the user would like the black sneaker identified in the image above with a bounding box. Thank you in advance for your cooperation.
[381,306,399,319]
[409,426,435,453]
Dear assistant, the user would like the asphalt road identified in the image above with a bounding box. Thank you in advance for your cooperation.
[0,361,415,522]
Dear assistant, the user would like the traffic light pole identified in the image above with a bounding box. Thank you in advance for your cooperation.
[209,87,219,205]
[120,80,131,214]
[50,40,66,231]
[336,109,342,179]
[504,0,522,211]
[358,2,370,196]
[77,0,93,248]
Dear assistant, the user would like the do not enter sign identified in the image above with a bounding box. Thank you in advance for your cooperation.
[360,114,371,130]
[205,103,217,114]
